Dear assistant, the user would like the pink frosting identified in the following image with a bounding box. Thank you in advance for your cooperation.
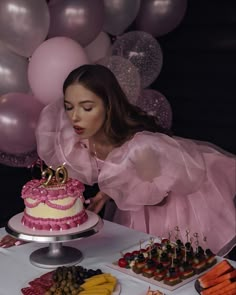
[21,209,88,231]
[21,178,85,211]
[21,177,88,231]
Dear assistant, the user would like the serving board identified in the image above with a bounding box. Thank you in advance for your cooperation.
[106,239,218,291]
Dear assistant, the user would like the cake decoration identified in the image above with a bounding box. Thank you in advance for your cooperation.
[21,164,88,231]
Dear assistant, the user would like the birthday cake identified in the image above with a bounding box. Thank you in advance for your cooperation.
[21,165,88,231]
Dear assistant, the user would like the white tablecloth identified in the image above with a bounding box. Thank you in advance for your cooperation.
[0,220,235,295]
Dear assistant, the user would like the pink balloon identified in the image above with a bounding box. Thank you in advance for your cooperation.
[0,42,29,96]
[135,0,187,37]
[0,0,49,57]
[48,0,105,46]
[0,93,44,154]
[28,37,89,105]
[85,32,111,63]
[136,89,172,130]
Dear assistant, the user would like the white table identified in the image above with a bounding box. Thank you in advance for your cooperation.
[0,220,235,295]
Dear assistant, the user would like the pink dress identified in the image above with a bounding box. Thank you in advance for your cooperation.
[36,99,236,255]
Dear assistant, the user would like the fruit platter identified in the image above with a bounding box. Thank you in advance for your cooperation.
[21,265,120,295]
[107,230,219,291]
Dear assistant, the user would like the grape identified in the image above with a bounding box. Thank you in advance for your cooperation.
[95,269,102,275]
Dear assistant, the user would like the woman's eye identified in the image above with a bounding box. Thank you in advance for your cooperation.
[84,107,92,112]
[64,105,73,111]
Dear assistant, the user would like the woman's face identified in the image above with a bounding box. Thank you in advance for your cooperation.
[64,84,106,140]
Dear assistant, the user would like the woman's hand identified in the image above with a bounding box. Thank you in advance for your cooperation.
[86,191,110,215]
[0,235,27,248]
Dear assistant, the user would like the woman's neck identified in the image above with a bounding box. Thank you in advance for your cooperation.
[89,131,111,146]
[89,135,114,160]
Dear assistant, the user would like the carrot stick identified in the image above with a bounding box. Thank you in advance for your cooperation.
[200,269,236,289]
[199,260,232,283]
[224,290,236,295]
[199,260,229,280]
[223,281,236,292]
[200,279,231,295]
[217,281,236,295]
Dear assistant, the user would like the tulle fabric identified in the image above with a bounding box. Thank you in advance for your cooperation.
[35,99,98,184]
[36,98,236,255]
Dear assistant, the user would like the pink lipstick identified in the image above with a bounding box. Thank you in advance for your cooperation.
[74,126,84,135]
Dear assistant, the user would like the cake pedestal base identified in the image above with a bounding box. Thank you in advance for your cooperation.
[30,243,82,268]
[6,211,102,268]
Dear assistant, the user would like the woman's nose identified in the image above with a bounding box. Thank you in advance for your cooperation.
[72,110,80,122]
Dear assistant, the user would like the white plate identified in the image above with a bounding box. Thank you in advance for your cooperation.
[114,282,121,295]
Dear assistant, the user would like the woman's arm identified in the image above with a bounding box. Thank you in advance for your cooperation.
[98,132,206,211]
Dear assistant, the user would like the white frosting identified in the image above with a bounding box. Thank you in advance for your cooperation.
[25,197,83,219]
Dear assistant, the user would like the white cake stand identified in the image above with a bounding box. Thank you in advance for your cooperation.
[5,210,103,269]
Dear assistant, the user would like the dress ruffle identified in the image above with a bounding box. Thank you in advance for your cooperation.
[35,99,98,184]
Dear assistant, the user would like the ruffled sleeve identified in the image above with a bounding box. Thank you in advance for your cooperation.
[98,132,206,211]
[35,99,98,185]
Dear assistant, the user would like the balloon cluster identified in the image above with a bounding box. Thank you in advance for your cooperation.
[0,0,188,167]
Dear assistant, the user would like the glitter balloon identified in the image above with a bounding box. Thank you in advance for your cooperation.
[137,89,172,130]
[0,150,38,167]
[111,31,163,88]
[98,55,141,104]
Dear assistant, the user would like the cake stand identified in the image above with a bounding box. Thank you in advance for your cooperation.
[5,210,103,269]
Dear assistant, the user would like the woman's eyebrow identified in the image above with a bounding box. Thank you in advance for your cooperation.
[64,99,94,104]
[79,100,95,104]
[64,99,72,104]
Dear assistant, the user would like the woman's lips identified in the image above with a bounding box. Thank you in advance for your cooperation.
[74,126,84,134]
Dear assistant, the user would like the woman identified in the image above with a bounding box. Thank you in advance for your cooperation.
[33,64,236,255]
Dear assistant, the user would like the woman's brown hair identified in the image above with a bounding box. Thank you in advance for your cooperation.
[63,64,171,145]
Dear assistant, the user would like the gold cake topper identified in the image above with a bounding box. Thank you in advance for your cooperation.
[42,163,68,186]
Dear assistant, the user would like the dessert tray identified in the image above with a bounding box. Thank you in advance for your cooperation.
[106,237,219,291]
[6,210,103,268]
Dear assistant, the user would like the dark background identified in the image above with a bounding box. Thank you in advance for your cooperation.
[1,0,236,226]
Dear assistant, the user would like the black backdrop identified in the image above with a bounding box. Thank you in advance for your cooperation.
[1,0,236,226]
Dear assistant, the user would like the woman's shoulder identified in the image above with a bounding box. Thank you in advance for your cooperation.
[128,131,176,148]
[108,131,211,162]
[131,131,169,141]
[107,131,172,160]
